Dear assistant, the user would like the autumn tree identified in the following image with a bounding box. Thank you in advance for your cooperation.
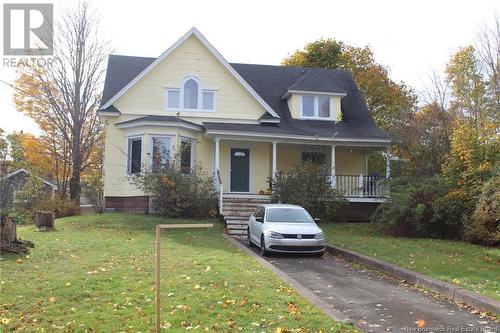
[13,3,106,202]
[445,46,489,127]
[0,129,8,171]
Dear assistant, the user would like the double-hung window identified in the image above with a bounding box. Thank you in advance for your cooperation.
[300,95,332,119]
[127,137,142,174]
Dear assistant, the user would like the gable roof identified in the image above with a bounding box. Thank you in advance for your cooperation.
[99,31,390,141]
[99,27,279,119]
[0,168,58,190]
[284,71,346,97]
[100,57,389,140]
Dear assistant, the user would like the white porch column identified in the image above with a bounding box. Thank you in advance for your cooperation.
[365,153,369,175]
[271,141,277,179]
[331,144,336,188]
[214,137,220,172]
[385,146,391,178]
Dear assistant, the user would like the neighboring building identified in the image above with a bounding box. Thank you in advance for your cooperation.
[98,28,391,227]
[0,168,57,211]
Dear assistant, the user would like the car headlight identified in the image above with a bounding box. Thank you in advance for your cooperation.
[314,232,325,239]
[268,231,284,239]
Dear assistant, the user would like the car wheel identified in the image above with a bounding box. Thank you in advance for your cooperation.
[246,227,253,247]
[260,235,268,256]
[313,251,324,258]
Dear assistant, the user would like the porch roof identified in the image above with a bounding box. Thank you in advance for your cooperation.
[203,121,391,145]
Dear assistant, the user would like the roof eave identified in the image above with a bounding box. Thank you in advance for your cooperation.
[282,90,348,100]
[115,120,204,132]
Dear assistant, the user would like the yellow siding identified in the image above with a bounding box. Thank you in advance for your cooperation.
[113,35,266,122]
[277,146,301,171]
[288,94,301,119]
[336,149,365,175]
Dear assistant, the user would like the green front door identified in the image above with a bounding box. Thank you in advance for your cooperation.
[230,148,250,192]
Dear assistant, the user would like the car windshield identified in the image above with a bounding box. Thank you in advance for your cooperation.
[266,208,312,223]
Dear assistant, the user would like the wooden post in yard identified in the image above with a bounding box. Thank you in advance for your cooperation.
[155,223,213,333]
[156,225,161,332]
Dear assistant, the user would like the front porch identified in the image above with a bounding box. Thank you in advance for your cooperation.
[211,138,391,214]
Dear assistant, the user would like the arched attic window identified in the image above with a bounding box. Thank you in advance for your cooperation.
[183,78,199,109]
[164,76,216,111]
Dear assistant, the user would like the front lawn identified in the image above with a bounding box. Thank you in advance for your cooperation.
[0,214,355,332]
[322,223,500,301]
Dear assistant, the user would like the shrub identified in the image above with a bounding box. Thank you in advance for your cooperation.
[270,161,347,221]
[36,196,80,218]
[6,209,31,225]
[371,176,451,237]
[85,172,104,213]
[465,176,500,246]
[132,158,217,219]
[431,188,474,239]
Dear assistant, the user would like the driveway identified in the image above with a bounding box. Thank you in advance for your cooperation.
[246,245,498,333]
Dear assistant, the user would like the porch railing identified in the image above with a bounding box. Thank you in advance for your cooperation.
[334,175,389,198]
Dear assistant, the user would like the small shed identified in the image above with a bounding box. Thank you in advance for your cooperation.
[0,168,58,211]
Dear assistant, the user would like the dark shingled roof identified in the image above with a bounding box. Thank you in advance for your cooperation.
[285,71,346,95]
[100,55,389,140]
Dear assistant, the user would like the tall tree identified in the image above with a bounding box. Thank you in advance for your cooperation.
[13,2,106,202]
[445,46,489,127]
[476,15,500,112]
[283,38,344,69]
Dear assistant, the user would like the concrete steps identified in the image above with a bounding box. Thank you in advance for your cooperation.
[223,195,271,238]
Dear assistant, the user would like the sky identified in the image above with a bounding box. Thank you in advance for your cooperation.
[0,0,498,135]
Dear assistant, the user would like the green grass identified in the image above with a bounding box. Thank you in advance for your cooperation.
[322,223,500,300]
[0,214,355,332]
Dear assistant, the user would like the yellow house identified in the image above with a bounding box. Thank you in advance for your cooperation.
[98,28,391,225]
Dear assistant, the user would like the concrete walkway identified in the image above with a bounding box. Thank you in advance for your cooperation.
[247,246,498,333]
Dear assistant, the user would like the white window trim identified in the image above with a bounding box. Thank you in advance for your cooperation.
[164,75,217,112]
[126,136,143,175]
[299,94,334,120]
[149,135,174,169]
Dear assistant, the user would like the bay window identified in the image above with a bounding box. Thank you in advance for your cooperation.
[180,139,193,174]
[152,136,172,171]
[127,137,142,174]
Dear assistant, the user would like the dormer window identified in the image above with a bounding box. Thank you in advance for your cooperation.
[165,76,216,112]
[300,95,332,119]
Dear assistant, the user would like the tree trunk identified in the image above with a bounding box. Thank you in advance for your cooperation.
[1,215,32,253]
[1,215,17,244]
[35,211,55,229]
[70,126,82,203]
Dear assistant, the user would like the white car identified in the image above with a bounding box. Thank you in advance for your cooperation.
[247,204,326,256]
